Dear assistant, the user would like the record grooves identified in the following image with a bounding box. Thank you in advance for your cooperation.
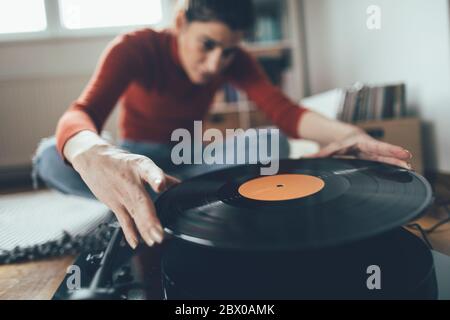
[156,158,433,250]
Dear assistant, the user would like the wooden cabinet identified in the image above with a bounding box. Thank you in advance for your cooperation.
[357,117,424,174]
[203,104,271,134]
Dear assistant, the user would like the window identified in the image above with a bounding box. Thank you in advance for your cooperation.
[0,0,47,34]
[0,0,164,40]
[59,0,163,30]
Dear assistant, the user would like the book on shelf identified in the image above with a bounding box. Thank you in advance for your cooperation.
[338,82,407,123]
[211,83,250,111]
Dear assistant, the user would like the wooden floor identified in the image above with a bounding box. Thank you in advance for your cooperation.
[407,205,450,256]
[412,173,450,255]
[0,256,75,300]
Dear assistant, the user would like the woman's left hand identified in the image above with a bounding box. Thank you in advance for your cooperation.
[305,130,413,170]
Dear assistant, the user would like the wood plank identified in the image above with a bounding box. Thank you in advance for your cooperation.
[0,256,75,300]
[407,206,450,256]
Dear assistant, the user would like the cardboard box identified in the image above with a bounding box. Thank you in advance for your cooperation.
[356,117,423,174]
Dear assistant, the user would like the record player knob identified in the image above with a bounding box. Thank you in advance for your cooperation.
[86,251,104,265]
[115,266,133,283]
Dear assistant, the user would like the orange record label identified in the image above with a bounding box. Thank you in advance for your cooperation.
[238,174,325,201]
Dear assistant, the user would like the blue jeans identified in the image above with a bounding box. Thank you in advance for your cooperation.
[32,130,290,201]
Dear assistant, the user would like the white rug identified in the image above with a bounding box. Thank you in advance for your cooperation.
[0,190,111,251]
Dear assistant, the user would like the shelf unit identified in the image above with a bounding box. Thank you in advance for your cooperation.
[242,40,292,59]
[206,0,306,133]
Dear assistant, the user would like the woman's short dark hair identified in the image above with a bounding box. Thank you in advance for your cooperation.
[185,0,255,31]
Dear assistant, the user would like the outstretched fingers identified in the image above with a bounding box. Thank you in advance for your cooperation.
[358,139,412,161]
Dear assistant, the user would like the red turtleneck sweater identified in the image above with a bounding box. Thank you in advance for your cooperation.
[55,28,308,157]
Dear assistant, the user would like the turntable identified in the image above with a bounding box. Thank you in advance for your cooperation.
[53,159,450,300]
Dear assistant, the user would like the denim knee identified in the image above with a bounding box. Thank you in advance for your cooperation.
[32,136,57,189]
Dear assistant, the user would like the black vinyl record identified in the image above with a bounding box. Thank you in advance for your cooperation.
[156,158,433,250]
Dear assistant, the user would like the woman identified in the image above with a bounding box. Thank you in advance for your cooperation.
[34,0,412,249]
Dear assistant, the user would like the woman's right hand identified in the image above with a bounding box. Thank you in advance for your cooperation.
[70,143,180,249]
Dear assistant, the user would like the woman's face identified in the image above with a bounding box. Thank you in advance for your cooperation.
[176,16,243,84]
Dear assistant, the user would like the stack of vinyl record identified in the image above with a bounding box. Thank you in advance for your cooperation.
[338,82,406,123]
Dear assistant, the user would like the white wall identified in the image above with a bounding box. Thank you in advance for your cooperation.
[0,37,120,167]
[303,0,450,173]
[0,1,177,168]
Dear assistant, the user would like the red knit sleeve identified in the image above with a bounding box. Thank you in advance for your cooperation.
[55,33,142,158]
[225,49,309,138]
